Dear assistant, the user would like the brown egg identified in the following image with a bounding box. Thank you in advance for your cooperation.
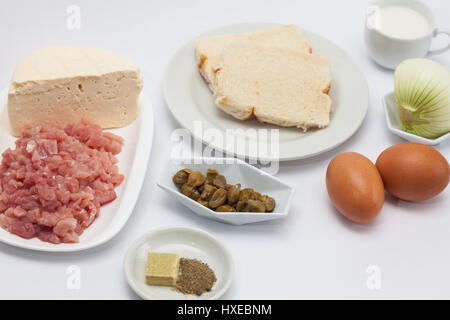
[326,152,385,223]
[376,143,449,201]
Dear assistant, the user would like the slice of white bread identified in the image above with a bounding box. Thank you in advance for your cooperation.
[195,25,311,90]
[213,41,332,130]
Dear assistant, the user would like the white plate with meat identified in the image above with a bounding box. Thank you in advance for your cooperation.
[0,88,154,252]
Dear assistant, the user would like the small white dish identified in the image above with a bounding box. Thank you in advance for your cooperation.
[0,88,154,252]
[383,92,450,145]
[124,226,234,300]
[157,157,295,225]
[164,22,369,161]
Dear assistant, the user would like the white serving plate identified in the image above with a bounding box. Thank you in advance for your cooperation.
[0,88,154,252]
[383,92,450,146]
[124,226,234,300]
[164,22,369,161]
[157,157,295,225]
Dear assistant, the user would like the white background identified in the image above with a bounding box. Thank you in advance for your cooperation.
[0,0,449,299]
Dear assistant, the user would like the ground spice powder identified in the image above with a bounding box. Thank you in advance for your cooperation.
[175,258,217,296]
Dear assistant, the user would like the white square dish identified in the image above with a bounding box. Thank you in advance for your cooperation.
[157,158,295,225]
[383,92,450,145]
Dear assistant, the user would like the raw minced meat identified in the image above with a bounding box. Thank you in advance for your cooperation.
[0,122,124,244]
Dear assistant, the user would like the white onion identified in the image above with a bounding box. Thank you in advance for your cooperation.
[394,58,450,139]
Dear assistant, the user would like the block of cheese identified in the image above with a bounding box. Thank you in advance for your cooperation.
[195,25,311,91]
[146,252,180,286]
[7,46,143,136]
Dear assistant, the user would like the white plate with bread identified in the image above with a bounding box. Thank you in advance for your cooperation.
[164,22,369,161]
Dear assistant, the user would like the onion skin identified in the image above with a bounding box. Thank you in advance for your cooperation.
[376,143,450,202]
[394,59,450,139]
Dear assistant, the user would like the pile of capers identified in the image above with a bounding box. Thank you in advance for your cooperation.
[173,168,275,213]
